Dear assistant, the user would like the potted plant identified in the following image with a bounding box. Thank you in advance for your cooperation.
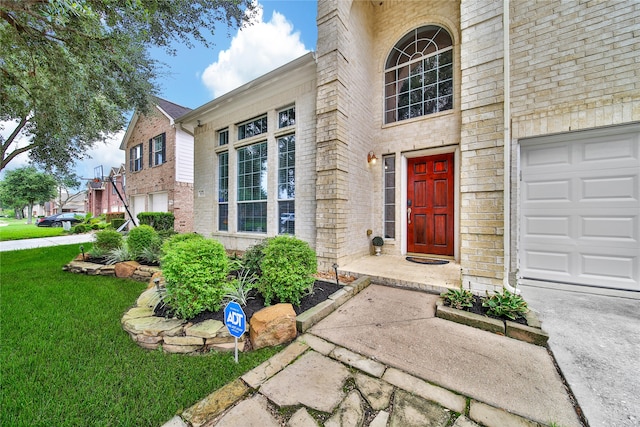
[372,236,384,256]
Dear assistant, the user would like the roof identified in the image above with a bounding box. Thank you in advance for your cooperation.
[154,97,192,120]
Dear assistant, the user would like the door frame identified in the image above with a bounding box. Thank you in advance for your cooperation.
[400,147,459,260]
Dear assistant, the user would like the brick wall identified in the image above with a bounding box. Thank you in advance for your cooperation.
[123,107,194,232]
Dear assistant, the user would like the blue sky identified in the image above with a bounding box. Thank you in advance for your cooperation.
[3,0,318,185]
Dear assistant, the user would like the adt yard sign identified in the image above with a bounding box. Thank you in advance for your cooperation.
[224,301,246,363]
[224,301,246,338]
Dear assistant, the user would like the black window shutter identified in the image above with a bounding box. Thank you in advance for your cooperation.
[149,139,153,167]
[129,148,133,171]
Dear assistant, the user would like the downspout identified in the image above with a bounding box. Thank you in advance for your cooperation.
[503,0,517,293]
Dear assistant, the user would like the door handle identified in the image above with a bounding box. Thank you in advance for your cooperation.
[407,207,412,224]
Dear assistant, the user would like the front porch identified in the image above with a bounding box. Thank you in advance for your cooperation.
[338,254,462,295]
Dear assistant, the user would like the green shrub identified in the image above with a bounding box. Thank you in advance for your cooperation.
[258,236,317,306]
[137,212,174,232]
[482,288,528,320]
[162,238,230,319]
[242,238,271,277]
[93,229,123,252]
[72,224,88,234]
[161,233,204,257]
[126,225,160,259]
[110,218,126,230]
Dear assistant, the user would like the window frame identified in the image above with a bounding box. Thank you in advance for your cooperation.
[149,133,166,167]
[237,115,268,141]
[278,106,296,129]
[217,151,229,231]
[129,144,143,172]
[218,128,229,146]
[277,134,295,235]
[384,25,454,124]
[237,141,268,233]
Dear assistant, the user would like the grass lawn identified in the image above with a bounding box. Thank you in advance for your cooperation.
[0,218,66,241]
[0,244,280,427]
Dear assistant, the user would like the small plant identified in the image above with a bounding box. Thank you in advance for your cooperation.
[138,246,161,265]
[105,246,132,265]
[258,236,317,306]
[93,229,124,252]
[126,225,160,260]
[148,279,167,312]
[482,288,528,320]
[372,236,384,246]
[242,238,272,277]
[441,287,474,310]
[162,238,230,319]
[223,268,256,306]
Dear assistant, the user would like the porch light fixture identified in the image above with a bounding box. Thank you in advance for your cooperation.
[367,151,378,164]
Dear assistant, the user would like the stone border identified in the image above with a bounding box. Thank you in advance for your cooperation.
[121,275,371,354]
[435,298,549,346]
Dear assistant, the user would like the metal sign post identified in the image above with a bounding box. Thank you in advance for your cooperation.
[224,301,246,363]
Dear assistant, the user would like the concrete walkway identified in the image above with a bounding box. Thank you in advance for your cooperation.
[166,284,583,427]
[0,233,94,252]
[521,283,640,427]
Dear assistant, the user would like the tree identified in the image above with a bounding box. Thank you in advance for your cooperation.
[0,166,57,223]
[0,0,255,173]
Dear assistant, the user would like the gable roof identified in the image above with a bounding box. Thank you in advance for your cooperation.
[155,97,192,120]
[119,97,192,150]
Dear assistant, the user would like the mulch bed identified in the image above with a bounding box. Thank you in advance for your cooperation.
[154,279,344,323]
[444,295,528,325]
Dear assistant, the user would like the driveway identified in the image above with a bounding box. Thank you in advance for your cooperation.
[520,284,640,427]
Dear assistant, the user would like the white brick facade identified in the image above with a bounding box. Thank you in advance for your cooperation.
[183,0,639,291]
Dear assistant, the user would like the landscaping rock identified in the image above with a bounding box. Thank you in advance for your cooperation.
[115,261,140,278]
[389,389,450,427]
[325,390,364,427]
[250,303,297,350]
[186,320,224,338]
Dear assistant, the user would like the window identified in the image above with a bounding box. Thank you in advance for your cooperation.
[218,128,229,146]
[149,133,166,166]
[237,141,267,232]
[129,144,143,172]
[384,156,396,239]
[278,106,295,128]
[218,152,229,231]
[238,115,267,140]
[384,26,453,123]
[278,134,295,234]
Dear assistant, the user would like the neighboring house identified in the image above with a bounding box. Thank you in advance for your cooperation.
[120,97,194,232]
[85,165,126,216]
[179,0,640,294]
[60,190,86,213]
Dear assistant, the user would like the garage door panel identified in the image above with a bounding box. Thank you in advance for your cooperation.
[520,124,640,291]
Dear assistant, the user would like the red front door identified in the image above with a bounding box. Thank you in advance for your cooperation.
[407,153,454,256]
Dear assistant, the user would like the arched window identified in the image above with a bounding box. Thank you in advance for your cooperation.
[384,26,453,124]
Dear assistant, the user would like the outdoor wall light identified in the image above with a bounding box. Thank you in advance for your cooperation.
[367,151,378,164]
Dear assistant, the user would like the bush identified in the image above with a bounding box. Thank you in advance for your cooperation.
[258,236,317,306]
[242,238,271,277]
[93,229,123,252]
[137,212,174,232]
[110,218,126,230]
[126,225,160,259]
[161,233,204,257]
[72,224,88,234]
[162,238,231,319]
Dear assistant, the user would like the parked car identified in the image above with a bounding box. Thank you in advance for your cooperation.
[36,213,82,227]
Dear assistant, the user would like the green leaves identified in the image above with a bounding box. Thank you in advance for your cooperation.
[482,289,528,321]
[258,236,317,306]
[441,287,474,310]
[162,238,230,319]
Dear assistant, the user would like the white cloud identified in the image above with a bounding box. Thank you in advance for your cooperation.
[201,3,309,98]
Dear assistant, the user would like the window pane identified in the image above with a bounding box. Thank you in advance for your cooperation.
[278,135,295,200]
[279,200,295,235]
[219,204,228,231]
[384,27,453,124]
[278,107,295,128]
[384,156,395,239]
[238,202,267,233]
[237,141,267,202]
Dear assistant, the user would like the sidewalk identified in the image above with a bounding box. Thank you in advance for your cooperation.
[0,233,94,252]
[165,284,583,427]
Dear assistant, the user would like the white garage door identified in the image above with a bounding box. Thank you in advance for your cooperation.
[131,195,146,226]
[520,124,640,291]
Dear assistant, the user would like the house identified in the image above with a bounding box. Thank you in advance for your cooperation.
[85,165,126,216]
[178,0,640,294]
[120,97,194,232]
